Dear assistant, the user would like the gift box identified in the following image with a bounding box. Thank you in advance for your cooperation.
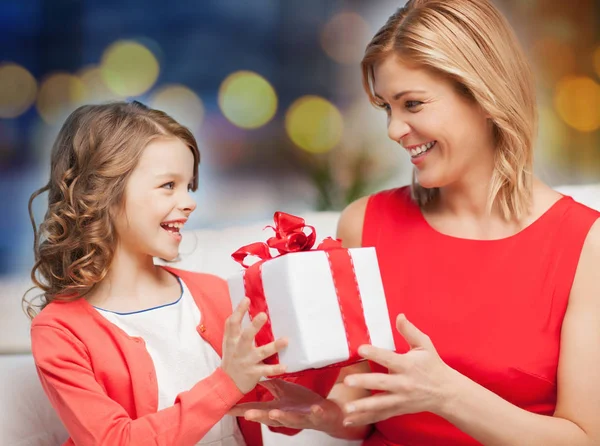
[227,212,395,374]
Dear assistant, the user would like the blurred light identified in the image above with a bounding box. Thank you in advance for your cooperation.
[133,37,164,62]
[202,114,249,169]
[516,0,537,13]
[78,65,123,103]
[321,12,371,65]
[36,73,85,124]
[594,46,600,80]
[538,106,568,159]
[285,96,343,153]
[554,76,600,132]
[0,63,37,118]
[218,71,277,129]
[541,19,576,43]
[150,85,204,134]
[531,38,576,86]
[100,40,159,97]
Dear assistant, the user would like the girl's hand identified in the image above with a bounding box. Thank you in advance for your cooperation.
[221,298,288,394]
[228,379,344,432]
[342,314,459,426]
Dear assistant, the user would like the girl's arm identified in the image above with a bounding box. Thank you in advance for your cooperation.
[32,324,241,446]
[32,298,286,446]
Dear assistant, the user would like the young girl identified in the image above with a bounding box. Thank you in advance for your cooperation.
[25,101,338,446]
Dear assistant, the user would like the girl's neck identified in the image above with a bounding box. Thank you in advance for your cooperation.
[85,246,178,312]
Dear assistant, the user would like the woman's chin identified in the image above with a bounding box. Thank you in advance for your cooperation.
[415,174,440,190]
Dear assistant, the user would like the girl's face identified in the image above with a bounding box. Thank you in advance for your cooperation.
[113,136,196,261]
[372,55,495,190]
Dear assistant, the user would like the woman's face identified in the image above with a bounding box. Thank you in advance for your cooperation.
[372,54,495,190]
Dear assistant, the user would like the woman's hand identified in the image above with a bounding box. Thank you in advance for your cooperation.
[342,314,459,426]
[221,298,288,394]
[228,379,344,431]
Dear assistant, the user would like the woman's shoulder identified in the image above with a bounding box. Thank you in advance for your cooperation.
[549,190,600,239]
[562,195,600,220]
[337,186,412,248]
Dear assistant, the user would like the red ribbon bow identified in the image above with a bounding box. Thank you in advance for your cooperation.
[232,212,342,268]
[230,212,370,375]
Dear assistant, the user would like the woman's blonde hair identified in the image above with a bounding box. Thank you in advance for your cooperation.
[361,0,536,219]
[24,101,200,319]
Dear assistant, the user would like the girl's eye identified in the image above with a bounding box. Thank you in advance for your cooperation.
[161,182,175,190]
[406,100,424,110]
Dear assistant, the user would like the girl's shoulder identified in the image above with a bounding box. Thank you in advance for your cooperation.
[31,296,90,330]
[161,267,233,318]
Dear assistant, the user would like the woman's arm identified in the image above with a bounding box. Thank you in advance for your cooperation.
[439,220,600,445]
[344,219,600,446]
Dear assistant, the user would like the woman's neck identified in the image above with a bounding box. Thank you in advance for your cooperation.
[423,178,559,240]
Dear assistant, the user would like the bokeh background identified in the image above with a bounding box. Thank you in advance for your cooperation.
[0,0,599,276]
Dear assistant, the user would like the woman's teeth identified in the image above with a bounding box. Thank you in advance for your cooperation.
[410,141,436,157]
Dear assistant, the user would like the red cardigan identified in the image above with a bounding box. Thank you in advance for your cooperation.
[31,266,339,446]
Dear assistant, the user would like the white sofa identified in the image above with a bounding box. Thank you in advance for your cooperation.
[1,184,599,446]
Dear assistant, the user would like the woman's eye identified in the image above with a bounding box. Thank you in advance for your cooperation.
[376,102,391,113]
[406,100,424,110]
[161,182,175,190]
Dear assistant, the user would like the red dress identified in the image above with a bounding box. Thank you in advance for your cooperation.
[361,186,599,446]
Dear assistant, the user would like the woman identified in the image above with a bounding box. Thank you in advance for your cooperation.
[232,0,600,444]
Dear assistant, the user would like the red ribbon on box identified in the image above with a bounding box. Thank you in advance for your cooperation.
[232,212,372,369]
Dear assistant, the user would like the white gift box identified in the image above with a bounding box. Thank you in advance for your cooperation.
[227,247,395,374]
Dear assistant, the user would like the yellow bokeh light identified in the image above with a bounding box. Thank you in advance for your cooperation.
[594,46,600,80]
[100,41,159,97]
[0,63,38,118]
[218,71,277,129]
[150,85,204,133]
[78,65,123,103]
[36,73,85,124]
[285,96,343,153]
[321,12,371,65]
[554,76,600,132]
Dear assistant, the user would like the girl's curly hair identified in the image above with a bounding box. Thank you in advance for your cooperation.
[24,101,200,319]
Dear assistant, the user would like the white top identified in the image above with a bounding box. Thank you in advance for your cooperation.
[95,278,245,446]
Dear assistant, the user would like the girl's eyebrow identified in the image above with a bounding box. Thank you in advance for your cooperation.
[155,172,193,183]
